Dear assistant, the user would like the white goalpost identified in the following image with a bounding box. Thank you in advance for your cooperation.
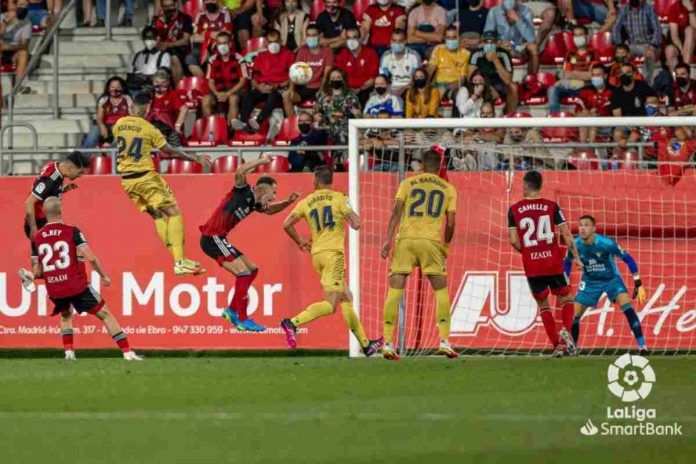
[348,116,696,358]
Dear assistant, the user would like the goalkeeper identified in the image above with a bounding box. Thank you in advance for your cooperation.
[564,215,648,355]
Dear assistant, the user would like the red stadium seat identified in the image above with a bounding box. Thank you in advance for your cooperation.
[273,116,300,146]
[243,37,267,55]
[481,0,500,9]
[519,73,556,106]
[614,151,640,170]
[540,32,569,65]
[560,30,576,54]
[88,156,112,175]
[568,151,600,170]
[298,99,316,111]
[188,116,229,146]
[0,63,16,73]
[588,31,615,64]
[504,111,532,118]
[353,0,376,22]
[230,119,270,146]
[182,0,203,20]
[542,112,579,143]
[255,156,290,173]
[211,155,240,174]
[654,0,677,23]
[168,159,203,174]
[176,77,210,109]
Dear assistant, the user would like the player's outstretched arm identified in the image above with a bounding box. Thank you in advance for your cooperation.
[559,223,583,270]
[283,213,312,253]
[347,211,361,230]
[235,154,274,187]
[264,192,301,215]
[78,245,111,287]
[381,200,404,259]
[159,144,212,169]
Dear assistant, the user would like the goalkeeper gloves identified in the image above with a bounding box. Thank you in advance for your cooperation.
[632,277,647,304]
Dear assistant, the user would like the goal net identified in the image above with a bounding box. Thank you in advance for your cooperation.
[347,117,696,357]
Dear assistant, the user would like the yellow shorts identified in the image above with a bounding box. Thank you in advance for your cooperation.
[390,238,447,276]
[312,250,346,292]
[121,171,177,213]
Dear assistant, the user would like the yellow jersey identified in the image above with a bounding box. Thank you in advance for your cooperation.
[112,116,167,174]
[394,173,457,243]
[291,189,353,255]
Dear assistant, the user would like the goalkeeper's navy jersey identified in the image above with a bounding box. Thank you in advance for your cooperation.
[575,234,626,281]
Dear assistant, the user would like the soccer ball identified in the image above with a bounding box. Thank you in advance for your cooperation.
[289,62,313,86]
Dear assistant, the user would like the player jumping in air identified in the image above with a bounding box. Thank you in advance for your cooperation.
[508,171,583,357]
[564,215,648,355]
[112,91,210,276]
[27,197,142,361]
[280,166,383,355]
[19,151,90,292]
[380,150,458,360]
[200,154,300,332]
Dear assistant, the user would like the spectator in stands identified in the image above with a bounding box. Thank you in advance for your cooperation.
[363,74,404,117]
[273,0,308,52]
[288,111,328,172]
[404,67,439,118]
[148,70,188,147]
[611,63,656,116]
[314,67,361,149]
[360,0,407,56]
[575,63,614,143]
[653,45,683,97]
[336,27,379,106]
[283,23,333,117]
[455,70,492,118]
[501,125,550,170]
[607,44,644,87]
[0,4,31,90]
[96,0,133,27]
[130,27,171,92]
[456,0,489,37]
[238,29,294,131]
[79,0,94,27]
[612,0,661,83]
[668,0,696,65]
[573,0,616,30]
[406,0,447,58]
[187,0,233,77]
[547,24,595,114]
[468,101,504,170]
[428,26,470,99]
[469,30,517,113]
[228,0,257,51]
[668,62,696,116]
[317,0,357,50]
[22,0,50,29]
[82,76,133,148]
[151,0,193,84]
[203,31,247,128]
[379,28,421,95]
[484,0,539,75]
[535,2,575,49]
[362,110,400,172]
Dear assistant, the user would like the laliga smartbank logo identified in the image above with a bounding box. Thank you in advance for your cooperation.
[580,354,682,437]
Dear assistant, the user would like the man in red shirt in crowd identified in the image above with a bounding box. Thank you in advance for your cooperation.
[147,70,189,147]
[336,27,380,106]
[668,62,696,115]
[203,31,248,128]
[667,0,696,65]
[186,0,234,77]
[151,0,193,83]
[283,23,333,117]
[607,44,644,87]
[236,29,294,132]
[575,63,614,143]
[360,0,406,56]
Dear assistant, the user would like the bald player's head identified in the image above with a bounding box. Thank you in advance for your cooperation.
[43,197,62,221]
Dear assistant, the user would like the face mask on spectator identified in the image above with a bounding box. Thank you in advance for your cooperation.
[620,74,633,86]
[483,43,496,54]
[330,79,344,90]
[629,0,640,7]
[676,77,690,88]
[503,0,515,10]
[217,43,230,55]
[414,78,426,89]
[144,39,157,50]
[347,39,360,51]
[469,0,481,7]
[268,42,281,54]
[614,55,627,63]
[591,76,604,88]
[327,5,338,14]
[298,122,312,134]
[375,86,388,95]
[306,37,319,49]
[16,7,28,20]
[445,39,458,51]
[645,105,659,116]
[205,2,219,14]
[154,85,168,94]
[377,0,390,5]
[391,42,405,53]
[573,36,586,49]
[109,89,123,97]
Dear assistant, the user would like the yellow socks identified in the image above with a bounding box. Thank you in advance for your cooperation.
[154,217,169,252]
[435,287,451,342]
[167,215,186,262]
[340,301,369,348]
[291,301,334,327]
[383,287,403,345]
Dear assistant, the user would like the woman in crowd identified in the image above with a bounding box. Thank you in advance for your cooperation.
[82,76,133,148]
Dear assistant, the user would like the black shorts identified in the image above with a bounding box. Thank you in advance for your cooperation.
[50,286,105,316]
[233,11,253,32]
[294,85,318,101]
[527,274,571,300]
[200,235,243,266]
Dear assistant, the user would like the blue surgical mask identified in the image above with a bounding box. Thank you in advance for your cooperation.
[306,37,319,49]
[591,76,604,89]
[503,0,515,9]
[445,39,458,51]
[391,42,405,54]
[646,105,659,116]
[483,43,496,54]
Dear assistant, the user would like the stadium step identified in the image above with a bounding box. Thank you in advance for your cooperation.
[11,93,97,109]
[2,132,83,149]
[32,67,131,80]
[52,40,141,56]
[22,80,106,95]
[40,54,131,69]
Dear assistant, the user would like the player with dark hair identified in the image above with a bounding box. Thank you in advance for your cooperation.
[27,197,142,361]
[564,215,648,355]
[200,154,300,332]
[380,150,458,360]
[281,166,382,355]
[508,171,583,357]
[112,91,211,276]
[19,151,90,292]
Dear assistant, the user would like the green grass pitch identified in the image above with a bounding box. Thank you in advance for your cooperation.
[0,355,693,463]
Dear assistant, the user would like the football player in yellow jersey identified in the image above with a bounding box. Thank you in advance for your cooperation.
[380,150,458,360]
[112,91,211,276]
[280,166,383,356]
